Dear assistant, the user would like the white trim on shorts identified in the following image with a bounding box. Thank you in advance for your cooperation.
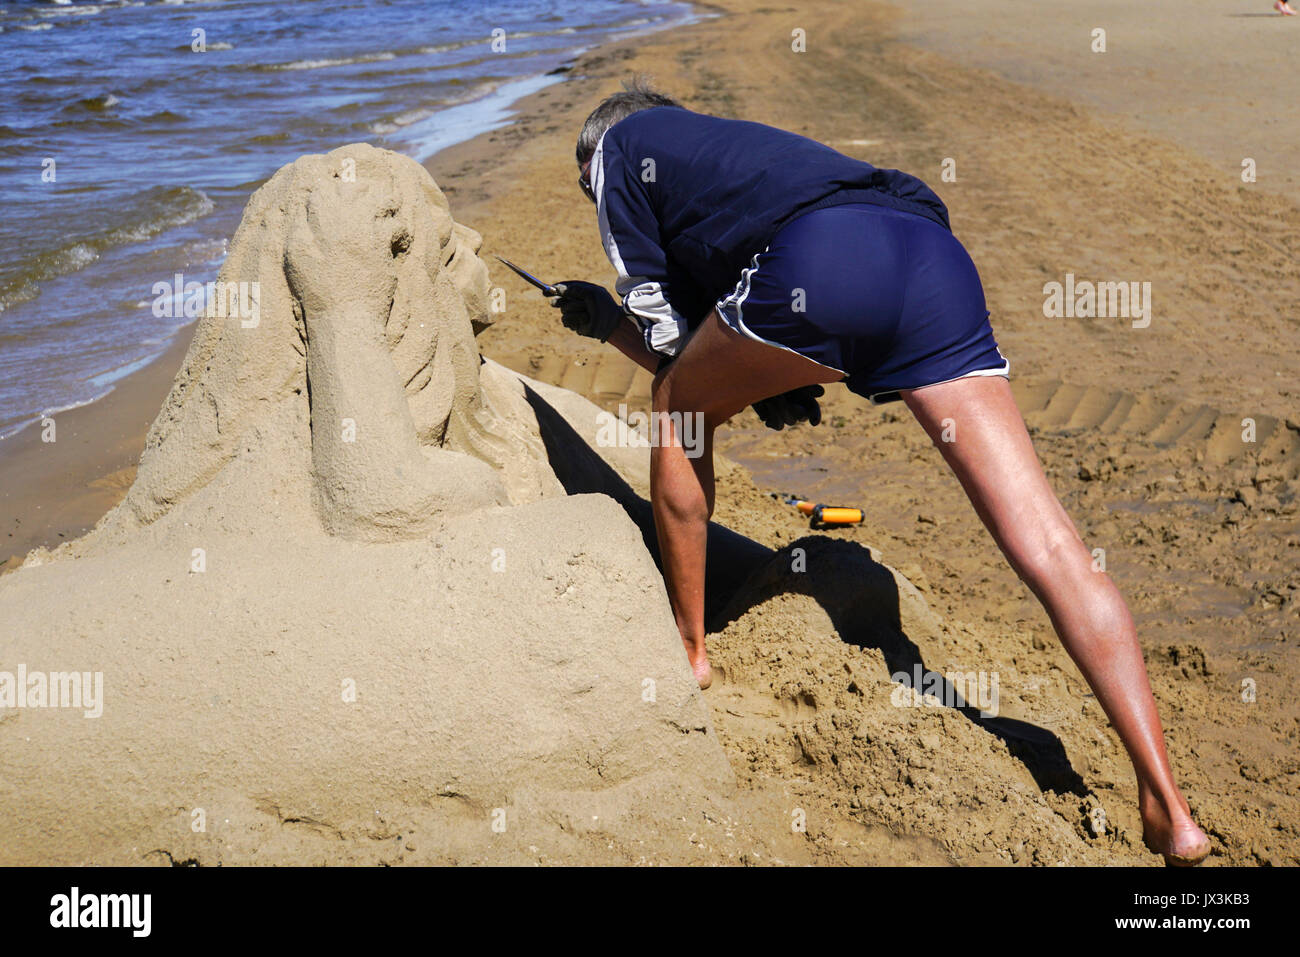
[717,248,1011,405]
[864,354,1011,405]
[715,249,848,375]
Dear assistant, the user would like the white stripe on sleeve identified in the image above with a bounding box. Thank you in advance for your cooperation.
[592,131,690,357]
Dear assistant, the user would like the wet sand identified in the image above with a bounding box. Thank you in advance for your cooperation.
[0,328,195,571]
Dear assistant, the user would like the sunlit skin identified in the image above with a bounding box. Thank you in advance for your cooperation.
[581,159,1211,866]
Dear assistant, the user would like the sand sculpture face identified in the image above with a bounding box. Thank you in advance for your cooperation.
[108,143,553,541]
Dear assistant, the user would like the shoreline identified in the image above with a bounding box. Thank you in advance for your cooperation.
[0,5,713,570]
[0,324,195,571]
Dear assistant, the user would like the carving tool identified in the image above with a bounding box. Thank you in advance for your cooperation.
[769,491,865,529]
[496,256,559,297]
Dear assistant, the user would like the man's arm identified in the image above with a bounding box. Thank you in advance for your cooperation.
[592,130,695,358]
[605,314,662,374]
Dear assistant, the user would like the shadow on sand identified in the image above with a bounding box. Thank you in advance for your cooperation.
[523,382,1088,797]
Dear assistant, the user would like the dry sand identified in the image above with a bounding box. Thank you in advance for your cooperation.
[1,0,1296,865]
[892,0,1300,206]
[430,0,1300,865]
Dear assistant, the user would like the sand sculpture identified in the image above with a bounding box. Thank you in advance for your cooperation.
[0,145,765,864]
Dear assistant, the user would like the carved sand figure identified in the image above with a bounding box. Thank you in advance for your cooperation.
[0,144,739,865]
[105,143,559,539]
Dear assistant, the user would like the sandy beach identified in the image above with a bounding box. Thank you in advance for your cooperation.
[1,0,1296,866]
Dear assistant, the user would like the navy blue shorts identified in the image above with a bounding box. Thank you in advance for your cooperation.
[715,202,1008,403]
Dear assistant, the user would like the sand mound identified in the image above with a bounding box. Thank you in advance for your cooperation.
[0,145,759,864]
[706,536,1124,864]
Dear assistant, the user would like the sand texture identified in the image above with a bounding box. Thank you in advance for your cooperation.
[423,0,1299,864]
[2,0,1296,866]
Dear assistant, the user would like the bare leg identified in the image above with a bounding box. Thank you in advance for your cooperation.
[649,310,844,688]
[900,374,1211,865]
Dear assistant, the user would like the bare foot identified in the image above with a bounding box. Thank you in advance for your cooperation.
[1140,792,1211,866]
[1276,1,1297,15]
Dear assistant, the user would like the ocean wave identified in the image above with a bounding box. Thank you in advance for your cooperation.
[65,93,120,113]
[249,20,623,75]
[246,130,290,145]
[174,39,233,51]
[172,39,233,51]
[257,51,397,72]
[366,76,510,136]
[510,27,579,39]
[36,3,103,17]
[0,185,215,310]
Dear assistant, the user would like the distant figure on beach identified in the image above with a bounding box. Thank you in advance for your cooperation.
[553,78,1212,866]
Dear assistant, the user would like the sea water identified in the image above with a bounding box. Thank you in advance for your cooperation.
[0,0,694,442]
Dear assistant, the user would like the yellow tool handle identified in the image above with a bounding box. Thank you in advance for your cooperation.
[794,502,864,524]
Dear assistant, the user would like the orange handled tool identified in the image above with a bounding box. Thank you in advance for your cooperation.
[770,492,865,529]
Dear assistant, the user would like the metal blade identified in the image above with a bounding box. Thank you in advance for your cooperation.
[495,256,558,297]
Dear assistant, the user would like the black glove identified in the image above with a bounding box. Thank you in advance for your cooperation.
[549,280,625,342]
[751,385,824,430]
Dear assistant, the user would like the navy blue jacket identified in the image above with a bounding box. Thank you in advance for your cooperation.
[591,105,951,357]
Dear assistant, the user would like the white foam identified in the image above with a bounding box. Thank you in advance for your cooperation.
[269,51,397,72]
[388,73,565,163]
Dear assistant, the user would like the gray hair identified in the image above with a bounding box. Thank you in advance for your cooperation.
[575,76,682,166]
